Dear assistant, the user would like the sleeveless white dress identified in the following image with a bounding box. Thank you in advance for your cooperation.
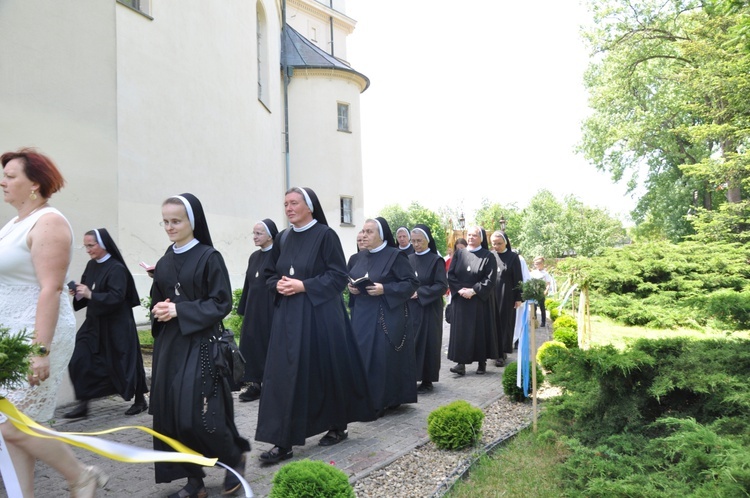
[0,206,76,421]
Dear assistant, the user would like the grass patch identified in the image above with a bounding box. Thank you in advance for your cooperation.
[137,327,153,348]
[448,428,568,498]
[587,315,750,349]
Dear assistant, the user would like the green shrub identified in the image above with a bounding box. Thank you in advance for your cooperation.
[224,288,244,342]
[553,327,578,349]
[542,338,750,496]
[269,459,354,498]
[547,299,561,322]
[427,400,484,450]
[553,314,577,331]
[0,326,35,390]
[536,340,569,372]
[705,289,750,330]
[503,361,545,402]
[555,241,750,329]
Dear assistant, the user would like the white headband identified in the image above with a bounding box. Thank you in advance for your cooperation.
[174,195,195,230]
[412,227,430,243]
[396,227,409,236]
[93,229,107,251]
[374,219,384,240]
[295,188,314,213]
[259,220,272,237]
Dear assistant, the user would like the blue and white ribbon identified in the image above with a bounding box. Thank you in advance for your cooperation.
[517,301,532,396]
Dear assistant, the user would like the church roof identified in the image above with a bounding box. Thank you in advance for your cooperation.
[282,24,370,91]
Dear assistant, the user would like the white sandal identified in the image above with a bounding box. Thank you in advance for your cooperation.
[69,465,109,498]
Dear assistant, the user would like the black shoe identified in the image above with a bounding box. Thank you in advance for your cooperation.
[476,362,486,375]
[417,382,434,394]
[319,429,348,447]
[222,454,246,495]
[495,358,504,367]
[239,384,261,402]
[63,400,89,419]
[124,400,148,416]
[259,446,293,464]
[450,364,465,376]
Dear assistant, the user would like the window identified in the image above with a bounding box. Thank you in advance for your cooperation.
[340,197,353,225]
[117,0,151,17]
[337,103,349,132]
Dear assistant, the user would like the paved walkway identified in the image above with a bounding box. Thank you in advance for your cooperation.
[2,318,550,497]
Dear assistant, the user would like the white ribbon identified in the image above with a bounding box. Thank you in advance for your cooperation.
[0,399,253,497]
[0,412,24,498]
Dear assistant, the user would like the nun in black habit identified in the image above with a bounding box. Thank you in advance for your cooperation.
[237,218,278,402]
[395,226,415,255]
[65,228,148,418]
[447,226,498,375]
[150,193,250,498]
[490,230,523,365]
[348,217,419,415]
[407,224,448,394]
[256,187,374,464]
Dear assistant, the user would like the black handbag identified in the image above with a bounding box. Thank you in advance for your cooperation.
[210,324,246,386]
[445,301,453,324]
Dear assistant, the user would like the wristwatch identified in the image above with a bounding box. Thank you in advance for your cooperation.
[37,345,50,357]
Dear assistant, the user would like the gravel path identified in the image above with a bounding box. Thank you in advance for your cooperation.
[353,391,543,497]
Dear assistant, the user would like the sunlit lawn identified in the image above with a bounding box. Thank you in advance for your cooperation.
[587,314,750,349]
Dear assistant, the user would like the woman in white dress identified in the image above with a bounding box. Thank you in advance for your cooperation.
[0,148,107,497]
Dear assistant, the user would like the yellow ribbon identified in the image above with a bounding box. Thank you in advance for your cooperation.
[0,398,216,466]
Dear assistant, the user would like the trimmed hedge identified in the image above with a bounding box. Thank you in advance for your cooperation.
[269,459,354,498]
[427,400,484,450]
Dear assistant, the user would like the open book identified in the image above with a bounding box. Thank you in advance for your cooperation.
[348,275,375,293]
[139,261,155,273]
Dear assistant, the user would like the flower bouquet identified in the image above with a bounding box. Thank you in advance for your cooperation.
[519,278,547,304]
[0,326,36,394]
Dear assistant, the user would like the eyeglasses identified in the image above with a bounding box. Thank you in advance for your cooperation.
[160,220,184,228]
[83,244,98,249]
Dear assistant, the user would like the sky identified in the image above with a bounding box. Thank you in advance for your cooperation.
[345,0,638,224]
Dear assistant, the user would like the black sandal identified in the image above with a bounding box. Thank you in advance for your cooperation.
[259,446,293,464]
[167,480,207,498]
[318,429,348,447]
[222,454,246,495]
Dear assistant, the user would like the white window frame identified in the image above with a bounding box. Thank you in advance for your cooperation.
[340,196,353,225]
[337,103,350,132]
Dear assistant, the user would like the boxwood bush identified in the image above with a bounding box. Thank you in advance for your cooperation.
[502,361,545,402]
[553,314,577,331]
[553,327,578,349]
[269,459,354,498]
[427,400,484,450]
[536,340,569,372]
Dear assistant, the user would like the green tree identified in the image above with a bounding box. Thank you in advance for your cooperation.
[579,0,750,242]
[474,199,521,242]
[517,190,565,257]
[516,190,625,258]
[379,202,448,255]
[558,196,627,257]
